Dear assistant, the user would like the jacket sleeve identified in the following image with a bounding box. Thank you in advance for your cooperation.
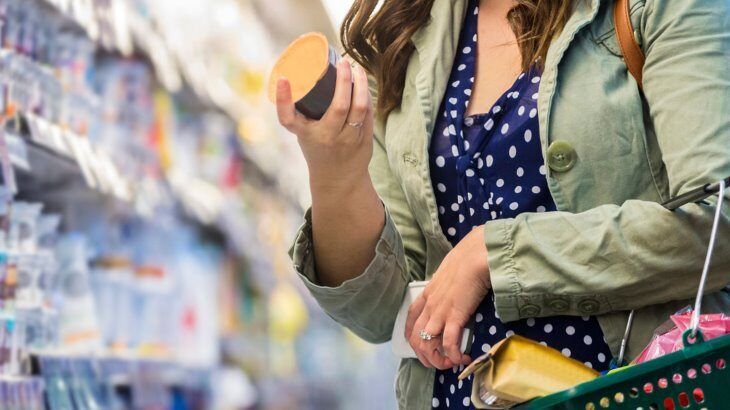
[289,80,428,343]
[488,0,730,322]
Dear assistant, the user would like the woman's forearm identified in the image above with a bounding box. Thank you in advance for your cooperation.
[310,172,385,287]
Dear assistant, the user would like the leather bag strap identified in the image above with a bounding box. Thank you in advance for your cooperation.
[614,0,645,89]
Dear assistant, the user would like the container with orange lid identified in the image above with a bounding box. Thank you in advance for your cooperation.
[268,32,340,120]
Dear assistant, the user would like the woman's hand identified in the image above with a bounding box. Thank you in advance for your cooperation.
[275,59,374,194]
[406,226,491,370]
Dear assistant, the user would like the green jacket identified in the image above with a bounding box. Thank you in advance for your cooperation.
[290,0,730,408]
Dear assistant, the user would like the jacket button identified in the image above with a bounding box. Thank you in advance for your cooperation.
[520,304,541,317]
[546,140,576,172]
[578,299,600,314]
[548,299,569,313]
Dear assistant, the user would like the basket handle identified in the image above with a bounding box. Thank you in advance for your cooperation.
[617,178,727,364]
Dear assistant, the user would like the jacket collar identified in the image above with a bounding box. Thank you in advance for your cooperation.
[409,0,602,139]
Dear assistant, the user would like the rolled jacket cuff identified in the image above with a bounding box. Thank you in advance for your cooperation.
[484,218,522,322]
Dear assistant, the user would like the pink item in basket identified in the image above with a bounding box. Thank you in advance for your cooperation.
[633,310,730,364]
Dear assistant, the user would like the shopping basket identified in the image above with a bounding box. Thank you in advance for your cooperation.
[519,178,730,410]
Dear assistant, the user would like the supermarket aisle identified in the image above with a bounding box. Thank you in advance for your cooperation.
[0,0,395,408]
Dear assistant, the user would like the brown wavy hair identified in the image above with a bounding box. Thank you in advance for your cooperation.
[341,1,573,117]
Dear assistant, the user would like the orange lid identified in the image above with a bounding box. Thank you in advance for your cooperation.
[268,32,331,103]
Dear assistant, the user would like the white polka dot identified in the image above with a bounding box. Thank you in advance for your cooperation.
[506,92,513,99]
[452,80,460,87]
[467,192,472,200]
[473,34,477,42]
[464,89,471,96]
[505,330,515,337]
[539,341,548,346]
[544,323,553,333]
[494,310,500,319]
[451,145,459,157]
[490,211,497,219]
[501,123,510,135]
[511,91,520,99]
[584,335,593,345]
[458,64,466,71]
[582,316,590,321]
[481,343,491,353]
[448,124,456,135]
[439,375,445,384]
[459,214,465,223]
[496,197,504,205]
[532,92,539,100]
[597,353,607,363]
[524,129,532,142]
[465,169,475,177]
[464,141,470,150]
[463,397,471,406]
[488,325,496,335]
[509,146,517,158]
[532,76,541,83]
[509,202,518,210]
[450,110,457,119]
[518,73,525,79]
[458,380,463,389]
[436,156,446,167]
[433,398,439,407]
[526,318,535,327]
[537,206,547,212]
[518,106,525,116]
[437,183,446,192]
[442,127,449,137]
[539,164,546,175]
[492,105,501,114]
[476,313,483,323]
[482,202,489,210]
[529,108,538,118]
[484,118,494,131]
[449,97,457,105]
[469,208,475,216]
[496,178,504,187]
[473,7,478,15]
[450,384,455,394]
[477,158,484,169]
[463,46,471,54]
[562,348,572,357]
[516,167,524,177]
[532,186,541,194]
[480,178,485,185]
[439,206,445,214]
[469,77,474,83]
[514,186,522,194]
[446,398,450,407]
[486,155,493,167]
[585,362,593,369]
[566,326,575,335]
[447,227,456,236]
[451,203,459,212]
[457,195,464,204]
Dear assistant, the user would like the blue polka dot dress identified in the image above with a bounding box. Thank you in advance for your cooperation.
[429,1,613,408]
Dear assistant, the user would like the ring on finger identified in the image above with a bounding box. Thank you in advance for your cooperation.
[419,329,441,341]
[347,121,364,129]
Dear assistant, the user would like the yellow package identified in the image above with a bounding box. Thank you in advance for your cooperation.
[459,335,599,408]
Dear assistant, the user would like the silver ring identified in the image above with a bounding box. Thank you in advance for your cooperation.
[419,330,439,341]
[347,121,364,129]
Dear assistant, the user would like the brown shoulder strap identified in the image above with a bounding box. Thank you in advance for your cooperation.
[614,0,645,89]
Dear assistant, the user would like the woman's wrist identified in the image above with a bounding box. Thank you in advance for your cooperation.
[309,167,374,200]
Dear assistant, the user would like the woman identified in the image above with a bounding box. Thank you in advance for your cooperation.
[278,0,730,408]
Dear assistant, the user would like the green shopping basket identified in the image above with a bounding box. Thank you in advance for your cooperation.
[519,178,730,410]
[520,330,730,409]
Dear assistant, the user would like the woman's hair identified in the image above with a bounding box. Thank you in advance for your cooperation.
[340,1,573,117]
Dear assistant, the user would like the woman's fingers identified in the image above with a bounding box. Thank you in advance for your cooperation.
[275,77,303,133]
[322,59,353,128]
[344,64,369,131]
[419,314,452,370]
[442,321,470,365]
[405,293,426,341]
